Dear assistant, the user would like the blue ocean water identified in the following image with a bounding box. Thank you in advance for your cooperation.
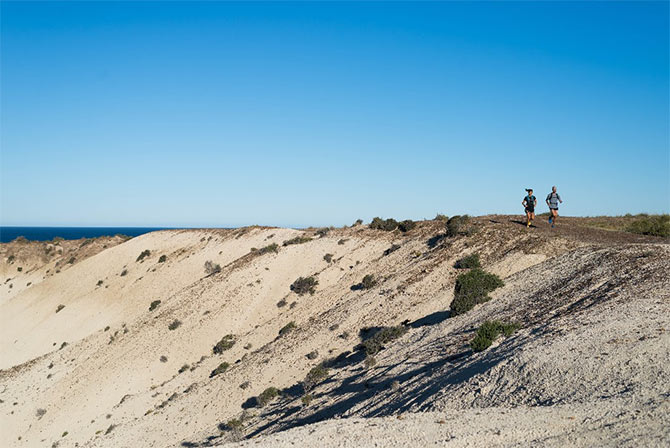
[0,227,172,243]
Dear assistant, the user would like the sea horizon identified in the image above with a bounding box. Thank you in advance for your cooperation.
[0,226,178,243]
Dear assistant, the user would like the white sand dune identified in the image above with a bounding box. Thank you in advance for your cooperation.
[1,217,667,448]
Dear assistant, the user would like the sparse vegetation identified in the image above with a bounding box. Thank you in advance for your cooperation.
[105,424,116,435]
[210,362,230,377]
[353,219,363,226]
[471,320,520,352]
[364,356,377,368]
[283,236,312,246]
[239,381,250,390]
[276,298,287,307]
[136,250,151,262]
[306,350,319,360]
[158,255,167,263]
[67,257,76,264]
[278,321,297,336]
[290,276,318,295]
[96,280,103,287]
[370,217,398,231]
[301,394,313,406]
[337,238,348,245]
[454,253,481,269]
[435,213,448,221]
[120,269,128,276]
[256,243,279,255]
[160,355,168,363]
[168,320,182,330]
[257,387,280,407]
[360,326,408,356]
[446,215,471,237]
[384,244,401,256]
[315,228,330,237]
[213,334,236,354]
[222,417,244,432]
[178,364,190,374]
[359,274,377,290]
[303,364,330,391]
[398,219,416,232]
[56,304,65,313]
[323,253,333,263]
[204,261,222,275]
[36,408,47,419]
[627,214,669,237]
[450,269,504,316]
[149,300,161,311]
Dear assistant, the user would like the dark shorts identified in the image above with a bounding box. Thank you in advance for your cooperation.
[549,207,558,211]
[525,207,535,213]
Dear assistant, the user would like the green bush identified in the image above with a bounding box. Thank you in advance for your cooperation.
[136,250,151,262]
[149,300,161,311]
[223,418,244,432]
[278,321,297,336]
[283,236,312,246]
[360,274,377,290]
[627,214,669,237]
[315,228,330,237]
[213,334,236,354]
[450,269,504,316]
[204,261,221,275]
[454,253,481,269]
[370,217,399,231]
[256,243,279,255]
[303,364,330,391]
[398,220,416,232]
[301,394,313,406]
[353,219,363,226]
[290,276,318,295]
[257,387,280,407]
[210,362,230,377]
[446,215,471,237]
[360,326,408,356]
[471,320,520,352]
[435,213,448,221]
[158,255,167,263]
[323,253,334,263]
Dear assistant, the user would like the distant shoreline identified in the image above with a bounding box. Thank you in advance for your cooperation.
[0,226,175,243]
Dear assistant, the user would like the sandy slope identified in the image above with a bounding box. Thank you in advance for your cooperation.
[0,217,667,448]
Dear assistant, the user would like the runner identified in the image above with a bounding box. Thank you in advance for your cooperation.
[522,189,536,228]
[546,186,563,228]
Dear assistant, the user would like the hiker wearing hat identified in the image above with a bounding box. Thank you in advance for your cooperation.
[546,186,563,228]
[522,189,537,228]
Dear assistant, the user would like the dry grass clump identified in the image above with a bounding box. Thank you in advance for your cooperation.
[168,320,182,331]
[149,300,161,311]
[158,255,167,263]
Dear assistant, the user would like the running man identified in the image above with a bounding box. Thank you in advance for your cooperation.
[546,186,563,228]
[522,189,537,227]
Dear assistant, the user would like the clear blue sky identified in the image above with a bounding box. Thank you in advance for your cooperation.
[1,1,668,227]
